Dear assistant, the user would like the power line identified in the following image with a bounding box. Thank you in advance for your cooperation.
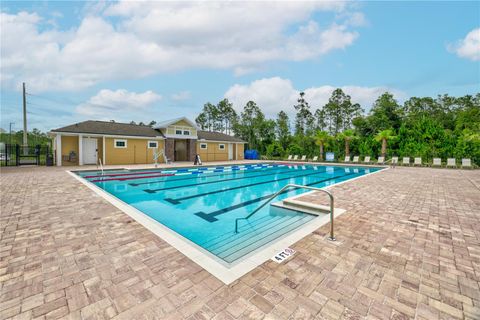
[27,92,119,110]
[26,92,79,105]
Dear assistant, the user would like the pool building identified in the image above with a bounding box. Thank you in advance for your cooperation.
[50,117,246,166]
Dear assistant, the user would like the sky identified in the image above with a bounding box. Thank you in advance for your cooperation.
[1,0,479,132]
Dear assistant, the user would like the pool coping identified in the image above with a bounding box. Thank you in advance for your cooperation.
[67,163,388,285]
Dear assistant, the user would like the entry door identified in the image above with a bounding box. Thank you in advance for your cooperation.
[228,143,233,160]
[174,140,187,161]
[83,138,97,164]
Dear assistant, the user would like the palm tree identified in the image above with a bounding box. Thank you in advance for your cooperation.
[338,129,356,158]
[314,131,330,161]
[375,129,396,157]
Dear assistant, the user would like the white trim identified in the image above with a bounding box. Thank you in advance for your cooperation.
[164,134,198,139]
[147,141,158,149]
[199,143,208,150]
[197,139,246,144]
[228,143,233,160]
[218,143,225,150]
[114,139,127,148]
[82,138,98,165]
[78,135,83,165]
[51,132,165,140]
[102,136,106,164]
[154,116,198,129]
[55,134,62,166]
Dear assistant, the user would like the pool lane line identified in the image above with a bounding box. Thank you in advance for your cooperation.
[90,165,276,182]
[90,164,282,183]
[84,171,166,179]
[90,173,175,182]
[162,167,348,204]
[128,163,302,187]
[193,171,359,222]
[84,163,278,179]
[142,167,321,192]
[82,164,279,179]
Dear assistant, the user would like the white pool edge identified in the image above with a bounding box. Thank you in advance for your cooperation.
[67,165,387,285]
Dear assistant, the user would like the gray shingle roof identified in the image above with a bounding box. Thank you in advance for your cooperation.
[51,120,164,138]
[198,130,245,143]
[51,121,245,142]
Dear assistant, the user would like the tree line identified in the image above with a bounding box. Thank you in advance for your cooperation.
[195,90,480,164]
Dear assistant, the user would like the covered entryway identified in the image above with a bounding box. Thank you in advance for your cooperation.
[82,138,98,164]
[174,139,187,161]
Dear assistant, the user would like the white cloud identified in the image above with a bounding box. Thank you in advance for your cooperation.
[224,77,404,118]
[1,1,363,92]
[344,12,368,27]
[448,28,480,61]
[76,89,161,119]
[171,91,191,101]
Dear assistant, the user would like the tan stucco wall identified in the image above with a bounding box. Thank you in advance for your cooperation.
[61,136,79,165]
[105,138,165,165]
[197,141,243,161]
[165,119,197,136]
[236,143,245,160]
[175,119,193,127]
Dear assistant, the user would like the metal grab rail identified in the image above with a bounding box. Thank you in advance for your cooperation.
[234,183,336,241]
[97,158,104,176]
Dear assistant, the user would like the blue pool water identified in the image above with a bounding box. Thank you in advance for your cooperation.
[76,163,382,264]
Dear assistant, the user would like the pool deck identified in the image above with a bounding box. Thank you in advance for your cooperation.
[1,163,479,319]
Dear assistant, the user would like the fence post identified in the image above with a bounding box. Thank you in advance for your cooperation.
[15,144,20,166]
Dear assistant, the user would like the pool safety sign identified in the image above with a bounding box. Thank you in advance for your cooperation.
[272,248,296,263]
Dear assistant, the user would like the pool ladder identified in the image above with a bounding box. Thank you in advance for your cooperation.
[97,158,104,177]
[234,183,336,241]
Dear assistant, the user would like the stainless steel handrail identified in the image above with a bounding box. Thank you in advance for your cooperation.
[97,158,104,176]
[234,183,336,241]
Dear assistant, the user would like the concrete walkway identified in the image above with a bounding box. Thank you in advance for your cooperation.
[0,165,479,319]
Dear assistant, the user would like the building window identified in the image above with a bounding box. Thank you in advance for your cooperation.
[114,139,127,148]
[148,141,158,149]
[219,144,225,150]
[183,130,190,135]
[200,143,207,150]
[175,129,182,135]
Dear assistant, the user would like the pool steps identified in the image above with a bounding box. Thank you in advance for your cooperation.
[272,198,331,216]
[203,208,316,263]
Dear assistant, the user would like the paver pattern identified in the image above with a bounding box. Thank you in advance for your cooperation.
[1,165,479,319]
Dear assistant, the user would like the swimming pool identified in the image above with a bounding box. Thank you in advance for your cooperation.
[75,162,383,266]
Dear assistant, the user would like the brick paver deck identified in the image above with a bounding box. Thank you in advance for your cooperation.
[1,166,479,319]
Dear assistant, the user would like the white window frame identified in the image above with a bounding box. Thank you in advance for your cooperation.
[148,141,158,149]
[200,143,208,150]
[175,129,183,135]
[219,144,225,150]
[114,139,127,148]
[183,130,191,135]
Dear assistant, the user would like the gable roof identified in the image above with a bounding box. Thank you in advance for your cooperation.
[198,130,245,143]
[154,117,197,129]
[51,120,164,138]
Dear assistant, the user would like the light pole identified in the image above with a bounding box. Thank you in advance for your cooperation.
[9,122,14,145]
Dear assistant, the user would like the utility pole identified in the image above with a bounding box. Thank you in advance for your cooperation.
[22,82,27,147]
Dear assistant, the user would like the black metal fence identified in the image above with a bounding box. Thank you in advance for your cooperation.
[0,144,53,166]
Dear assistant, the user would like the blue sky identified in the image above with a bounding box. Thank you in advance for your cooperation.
[1,1,479,132]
